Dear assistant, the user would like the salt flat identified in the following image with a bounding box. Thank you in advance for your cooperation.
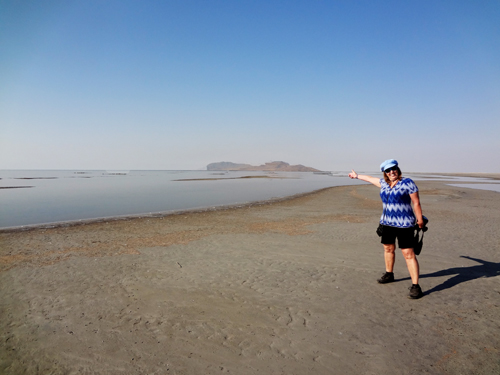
[1,181,499,374]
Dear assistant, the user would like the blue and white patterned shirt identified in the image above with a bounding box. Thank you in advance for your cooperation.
[379,177,418,228]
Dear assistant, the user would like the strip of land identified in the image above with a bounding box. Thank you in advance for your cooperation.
[1,180,499,374]
[173,175,294,181]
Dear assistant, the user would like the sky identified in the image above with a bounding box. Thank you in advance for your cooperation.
[1,0,499,173]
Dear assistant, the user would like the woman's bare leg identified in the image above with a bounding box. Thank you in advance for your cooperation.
[383,244,396,272]
[401,248,419,284]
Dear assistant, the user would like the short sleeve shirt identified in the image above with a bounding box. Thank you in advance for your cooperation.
[379,177,418,228]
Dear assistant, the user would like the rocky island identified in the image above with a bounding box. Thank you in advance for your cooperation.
[207,161,320,172]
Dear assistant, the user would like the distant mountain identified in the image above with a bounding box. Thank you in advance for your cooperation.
[207,161,321,172]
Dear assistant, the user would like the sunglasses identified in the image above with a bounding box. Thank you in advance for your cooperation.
[384,166,398,173]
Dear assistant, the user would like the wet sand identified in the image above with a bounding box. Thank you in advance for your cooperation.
[1,180,499,374]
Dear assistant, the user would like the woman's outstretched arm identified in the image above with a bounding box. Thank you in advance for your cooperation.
[348,169,382,188]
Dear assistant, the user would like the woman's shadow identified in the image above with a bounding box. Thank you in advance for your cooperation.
[399,256,500,296]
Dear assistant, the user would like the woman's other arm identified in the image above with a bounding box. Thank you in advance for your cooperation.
[410,191,424,228]
[348,169,381,188]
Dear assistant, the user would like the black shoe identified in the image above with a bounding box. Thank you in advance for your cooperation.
[377,272,394,284]
[408,284,423,299]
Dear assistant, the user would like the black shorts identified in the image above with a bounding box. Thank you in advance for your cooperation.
[380,225,416,249]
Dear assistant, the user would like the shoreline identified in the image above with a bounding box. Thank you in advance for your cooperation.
[409,172,500,180]
[3,171,499,233]
[0,170,351,231]
[0,187,337,233]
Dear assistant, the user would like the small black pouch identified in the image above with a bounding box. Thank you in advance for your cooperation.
[377,209,386,237]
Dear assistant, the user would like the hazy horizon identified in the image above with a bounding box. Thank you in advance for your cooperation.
[1,1,499,173]
[1,166,499,176]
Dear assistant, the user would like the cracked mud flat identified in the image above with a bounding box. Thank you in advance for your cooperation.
[1,182,499,374]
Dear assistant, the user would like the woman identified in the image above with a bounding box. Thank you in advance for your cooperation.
[348,159,425,299]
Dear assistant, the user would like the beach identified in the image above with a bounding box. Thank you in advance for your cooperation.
[1,180,499,374]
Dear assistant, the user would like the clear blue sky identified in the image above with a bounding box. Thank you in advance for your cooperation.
[1,0,499,172]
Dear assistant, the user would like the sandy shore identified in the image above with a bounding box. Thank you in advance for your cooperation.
[1,180,499,374]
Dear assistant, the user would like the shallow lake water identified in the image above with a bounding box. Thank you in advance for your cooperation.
[0,170,360,228]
